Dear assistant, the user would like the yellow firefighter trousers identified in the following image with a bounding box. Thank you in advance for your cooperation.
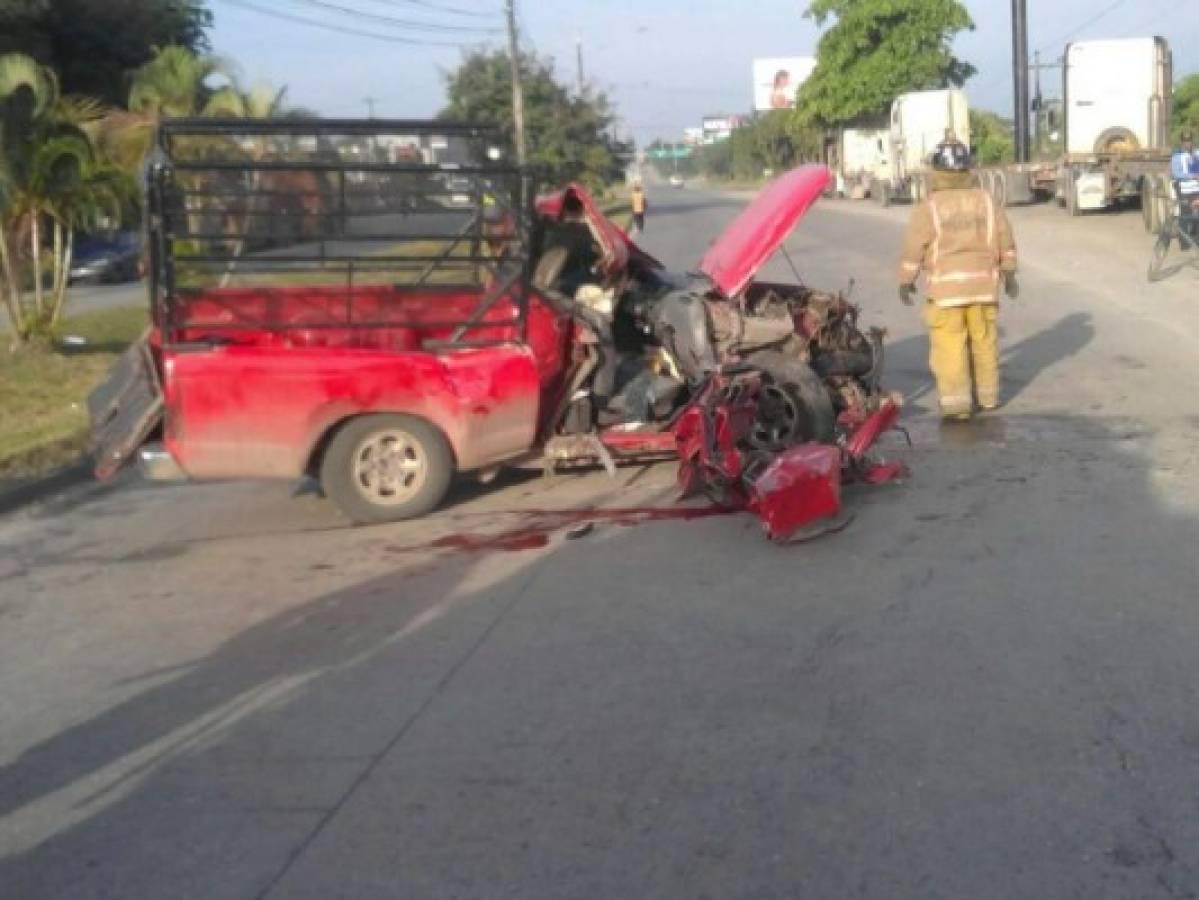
[923,302,999,415]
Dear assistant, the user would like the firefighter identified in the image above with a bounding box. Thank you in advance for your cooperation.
[898,139,1018,421]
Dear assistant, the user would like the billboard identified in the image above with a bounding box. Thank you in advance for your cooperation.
[753,57,817,112]
[701,115,745,144]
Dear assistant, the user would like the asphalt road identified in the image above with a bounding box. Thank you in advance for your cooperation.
[4,186,1199,898]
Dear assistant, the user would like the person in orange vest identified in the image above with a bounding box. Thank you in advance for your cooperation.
[898,138,1018,421]
[630,182,647,234]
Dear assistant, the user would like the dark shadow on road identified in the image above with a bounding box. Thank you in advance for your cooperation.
[892,312,1095,410]
[1000,311,1094,403]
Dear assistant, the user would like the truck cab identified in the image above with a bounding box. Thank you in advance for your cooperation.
[872,89,970,205]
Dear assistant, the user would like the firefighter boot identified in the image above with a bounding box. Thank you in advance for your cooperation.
[965,303,1000,410]
[925,303,973,420]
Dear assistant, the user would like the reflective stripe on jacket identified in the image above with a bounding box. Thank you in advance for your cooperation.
[898,175,1018,307]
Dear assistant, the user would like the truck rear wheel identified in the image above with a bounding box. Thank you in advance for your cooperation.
[1065,166,1081,217]
[1142,178,1156,233]
[320,414,454,525]
[1155,175,1173,232]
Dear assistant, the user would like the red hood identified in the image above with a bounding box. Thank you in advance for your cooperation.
[698,165,831,298]
[536,183,661,279]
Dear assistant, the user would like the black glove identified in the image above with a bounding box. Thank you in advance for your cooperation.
[898,283,916,307]
[1003,272,1019,299]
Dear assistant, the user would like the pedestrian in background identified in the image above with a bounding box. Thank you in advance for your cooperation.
[1171,131,1199,180]
[630,182,647,234]
[897,138,1019,421]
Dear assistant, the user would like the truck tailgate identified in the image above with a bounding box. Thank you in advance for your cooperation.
[87,335,164,480]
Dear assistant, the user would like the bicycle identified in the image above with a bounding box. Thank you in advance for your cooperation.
[1148,178,1199,282]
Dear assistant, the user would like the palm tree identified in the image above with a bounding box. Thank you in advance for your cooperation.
[99,45,236,172]
[0,52,133,342]
[204,82,290,120]
[128,45,233,119]
[38,139,133,324]
[0,53,62,341]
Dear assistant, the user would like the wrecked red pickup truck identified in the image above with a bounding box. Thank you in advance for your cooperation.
[89,119,902,537]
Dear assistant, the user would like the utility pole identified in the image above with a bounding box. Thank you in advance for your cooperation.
[576,35,585,95]
[504,0,527,165]
[363,96,377,119]
[1033,50,1043,154]
[1011,0,1030,163]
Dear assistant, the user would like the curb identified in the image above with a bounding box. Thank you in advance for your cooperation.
[0,460,93,517]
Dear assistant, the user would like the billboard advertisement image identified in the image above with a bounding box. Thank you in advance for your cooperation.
[752,57,817,112]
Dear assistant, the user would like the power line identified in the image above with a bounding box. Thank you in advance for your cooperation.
[214,0,471,45]
[284,0,501,33]
[356,0,498,19]
[1035,0,1129,54]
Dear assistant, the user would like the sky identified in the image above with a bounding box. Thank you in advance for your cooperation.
[208,0,1194,144]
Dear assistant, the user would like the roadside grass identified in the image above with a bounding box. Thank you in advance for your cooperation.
[711,177,769,191]
[0,305,148,483]
[603,201,633,230]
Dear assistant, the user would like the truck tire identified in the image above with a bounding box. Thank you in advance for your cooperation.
[1142,178,1156,232]
[1155,175,1174,231]
[1093,127,1140,155]
[320,413,454,525]
[746,350,836,450]
[1065,166,1081,217]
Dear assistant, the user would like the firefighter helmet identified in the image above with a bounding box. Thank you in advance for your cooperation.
[931,139,971,172]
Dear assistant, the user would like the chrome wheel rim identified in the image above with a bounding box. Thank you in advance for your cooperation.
[351,429,427,506]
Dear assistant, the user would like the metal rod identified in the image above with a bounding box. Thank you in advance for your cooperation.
[1033,50,1043,154]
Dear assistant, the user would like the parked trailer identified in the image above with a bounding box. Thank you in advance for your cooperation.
[870,89,970,206]
[837,126,889,200]
[973,37,1174,225]
[1061,37,1173,228]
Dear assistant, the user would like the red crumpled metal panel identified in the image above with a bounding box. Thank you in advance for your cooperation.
[671,383,904,543]
[845,399,900,462]
[747,443,843,542]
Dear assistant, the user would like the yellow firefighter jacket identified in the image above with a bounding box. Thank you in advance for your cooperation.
[898,171,1018,307]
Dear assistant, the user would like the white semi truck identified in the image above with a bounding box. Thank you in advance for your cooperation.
[870,88,970,206]
[1060,37,1173,227]
[975,37,1173,225]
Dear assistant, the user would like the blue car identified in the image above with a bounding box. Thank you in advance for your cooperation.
[69,231,144,284]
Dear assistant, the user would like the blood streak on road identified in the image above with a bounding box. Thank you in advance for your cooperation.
[388,505,738,555]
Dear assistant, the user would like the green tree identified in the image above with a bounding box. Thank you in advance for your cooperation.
[1173,73,1199,141]
[795,0,975,127]
[441,50,629,190]
[0,0,212,107]
[969,109,1014,165]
